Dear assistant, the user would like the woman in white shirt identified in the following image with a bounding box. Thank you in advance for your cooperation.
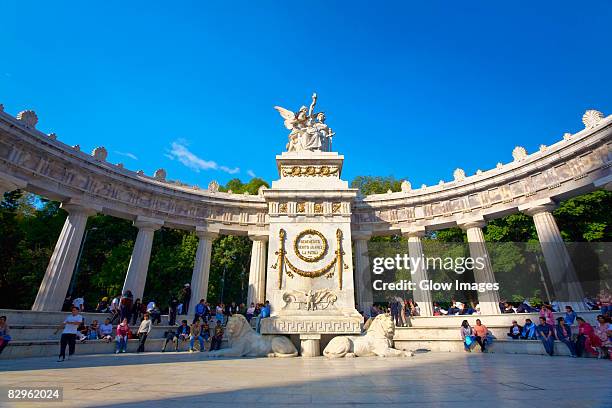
[56,306,83,362]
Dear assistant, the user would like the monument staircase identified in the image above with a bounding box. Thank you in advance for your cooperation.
[393,311,601,357]
[0,309,230,359]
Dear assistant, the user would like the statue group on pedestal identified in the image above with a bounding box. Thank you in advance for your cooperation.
[274,93,335,152]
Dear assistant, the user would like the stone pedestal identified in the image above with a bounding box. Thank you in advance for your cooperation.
[261,151,362,341]
[122,217,163,301]
[32,201,98,311]
[300,334,321,357]
[188,229,217,319]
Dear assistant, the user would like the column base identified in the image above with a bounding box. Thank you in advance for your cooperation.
[300,334,321,357]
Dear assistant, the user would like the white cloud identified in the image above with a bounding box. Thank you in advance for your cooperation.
[247,169,257,178]
[115,151,138,160]
[167,140,240,174]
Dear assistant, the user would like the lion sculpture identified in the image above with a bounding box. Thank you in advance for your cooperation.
[323,314,414,358]
[204,314,298,358]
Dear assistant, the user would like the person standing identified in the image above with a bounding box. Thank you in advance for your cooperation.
[536,316,555,356]
[180,284,191,315]
[194,299,206,324]
[57,306,83,362]
[120,291,134,323]
[257,301,271,333]
[168,295,179,326]
[136,313,152,353]
[131,298,142,325]
[246,303,255,322]
[0,316,12,355]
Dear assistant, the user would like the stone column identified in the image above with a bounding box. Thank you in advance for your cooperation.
[122,217,163,301]
[32,202,97,311]
[353,232,373,315]
[520,199,585,310]
[401,227,433,317]
[188,228,218,318]
[458,218,502,315]
[247,233,268,306]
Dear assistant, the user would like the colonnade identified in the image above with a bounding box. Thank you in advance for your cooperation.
[0,193,270,314]
[352,198,587,316]
[0,187,591,316]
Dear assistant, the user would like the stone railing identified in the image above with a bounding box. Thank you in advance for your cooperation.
[1,106,609,236]
[0,107,268,234]
[352,110,611,235]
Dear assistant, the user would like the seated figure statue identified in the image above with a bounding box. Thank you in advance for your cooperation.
[323,314,414,358]
[203,314,298,358]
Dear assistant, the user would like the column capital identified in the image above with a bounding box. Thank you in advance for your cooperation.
[352,231,372,241]
[518,198,557,217]
[133,216,164,231]
[248,232,269,242]
[195,226,219,240]
[0,174,26,192]
[60,199,101,216]
[457,216,486,231]
[594,174,612,191]
[401,226,426,238]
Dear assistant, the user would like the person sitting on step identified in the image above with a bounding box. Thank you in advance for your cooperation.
[189,318,205,352]
[536,316,555,356]
[521,319,537,339]
[507,320,522,339]
[99,318,113,342]
[472,319,488,352]
[210,319,224,351]
[162,320,190,352]
[555,316,577,357]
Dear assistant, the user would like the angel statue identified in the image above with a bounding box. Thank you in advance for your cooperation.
[274,93,335,152]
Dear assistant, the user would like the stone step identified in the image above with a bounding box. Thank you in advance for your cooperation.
[7,324,180,341]
[405,311,599,328]
[0,337,229,360]
[394,338,581,356]
[0,309,172,326]
[394,326,544,341]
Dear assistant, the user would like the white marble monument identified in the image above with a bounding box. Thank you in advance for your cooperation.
[261,95,362,356]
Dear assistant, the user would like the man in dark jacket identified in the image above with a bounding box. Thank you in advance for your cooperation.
[162,320,190,352]
[180,284,191,316]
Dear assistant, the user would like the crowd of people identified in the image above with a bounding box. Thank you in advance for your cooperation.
[457,304,612,359]
[47,285,273,361]
[502,306,612,359]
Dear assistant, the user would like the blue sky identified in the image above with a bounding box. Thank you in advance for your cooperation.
[2,1,611,188]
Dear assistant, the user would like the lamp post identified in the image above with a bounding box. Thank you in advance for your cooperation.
[68,226,97,298]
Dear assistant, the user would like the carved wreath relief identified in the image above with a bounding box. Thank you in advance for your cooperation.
[271,228,348,291]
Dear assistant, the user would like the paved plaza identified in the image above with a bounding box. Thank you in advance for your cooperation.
[0,351,610,407]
